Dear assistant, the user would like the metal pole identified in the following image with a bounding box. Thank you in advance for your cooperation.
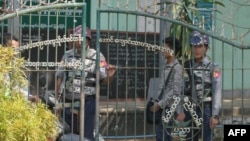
[79,4,87,141]
[7,0,19,38]
[95,9,101,141]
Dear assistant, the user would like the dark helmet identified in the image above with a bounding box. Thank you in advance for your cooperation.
[189,31,209,46]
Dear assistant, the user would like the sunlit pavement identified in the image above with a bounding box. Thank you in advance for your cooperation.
[98,98,250,141]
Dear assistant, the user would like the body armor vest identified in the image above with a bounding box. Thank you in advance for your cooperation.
[65,50,97,100]
[184,60,212,100]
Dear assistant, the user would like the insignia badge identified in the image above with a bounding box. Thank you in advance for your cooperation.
[100,60,107,67]
[213,69,221,79]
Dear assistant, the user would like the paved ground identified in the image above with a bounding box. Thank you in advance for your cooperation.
[60,98,250,141]
[100,98,250,116]
[105,139,154,141]
[98,98,250,141]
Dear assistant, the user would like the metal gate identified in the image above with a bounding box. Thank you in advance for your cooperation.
[1,0,250,141]
[0,1,89,141]
[95,8,250,141]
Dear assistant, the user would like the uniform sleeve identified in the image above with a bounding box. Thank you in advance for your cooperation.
[211,63,222,116]
[158,64,184,109]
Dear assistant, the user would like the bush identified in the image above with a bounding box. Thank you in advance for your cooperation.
[0,47,58,141]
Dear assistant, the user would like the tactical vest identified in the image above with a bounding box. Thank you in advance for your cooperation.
[184,60,212,100]
[64,50,97,100]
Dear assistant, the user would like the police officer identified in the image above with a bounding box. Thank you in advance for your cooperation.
[55,25,116,140]
[183,31,222,141]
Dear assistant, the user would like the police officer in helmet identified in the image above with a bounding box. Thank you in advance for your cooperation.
[182,31,222,141]
[55,25,116,140]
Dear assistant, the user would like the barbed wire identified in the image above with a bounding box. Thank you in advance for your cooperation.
[101,0,129,10]
[0,0,75,16]
[133,0,250,46]
[229,0,250,6]
[1,0,250,46]
[213,0,250,46]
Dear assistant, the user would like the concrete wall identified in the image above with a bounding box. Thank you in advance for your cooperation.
[209,0,250,90]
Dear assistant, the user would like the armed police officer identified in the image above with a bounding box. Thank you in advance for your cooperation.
[182,31,222,141]
[55,25,116,141]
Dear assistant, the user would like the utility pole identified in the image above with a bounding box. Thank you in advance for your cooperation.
[8,0,19,39]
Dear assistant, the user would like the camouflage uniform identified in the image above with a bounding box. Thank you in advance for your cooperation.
[56,25,108,141]
[56,48,107,100]
[184,56,222,116]
[183,31,222,141]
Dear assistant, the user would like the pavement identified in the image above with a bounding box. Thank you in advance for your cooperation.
[98,97,250,140]
[99,98,250,116]
[58,98,250,141]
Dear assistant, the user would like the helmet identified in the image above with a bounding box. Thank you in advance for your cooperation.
[189,31,209,46]
[73,25,92,40]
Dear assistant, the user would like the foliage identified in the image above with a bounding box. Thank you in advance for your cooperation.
[0,47,58,141]
[158,0,225,61]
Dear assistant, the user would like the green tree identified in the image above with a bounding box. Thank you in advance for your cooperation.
[0,47,58,141]
[158,0,225,61]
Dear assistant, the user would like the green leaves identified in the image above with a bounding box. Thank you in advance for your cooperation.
[0,47,58,141]
[170,24,192,61]
[157,0,225,62]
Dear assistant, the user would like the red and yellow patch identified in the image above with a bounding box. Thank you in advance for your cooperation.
[100,60,107,67]
[213,70,221,79]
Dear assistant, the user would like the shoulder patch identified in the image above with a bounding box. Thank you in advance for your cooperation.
[100,60,107,67]
[213,68,221,79]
